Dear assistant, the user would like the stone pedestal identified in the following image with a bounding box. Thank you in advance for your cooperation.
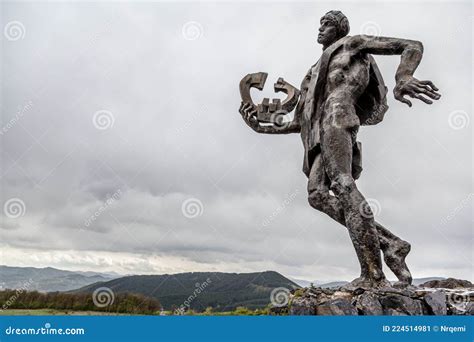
[271,285,474,316]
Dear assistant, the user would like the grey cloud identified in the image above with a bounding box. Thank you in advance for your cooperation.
[0,1,472,281]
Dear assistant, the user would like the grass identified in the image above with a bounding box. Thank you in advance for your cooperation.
[0,307,272,316]
[0,309,132,316]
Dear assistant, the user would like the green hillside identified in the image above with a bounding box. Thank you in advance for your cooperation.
[73,271,299,312]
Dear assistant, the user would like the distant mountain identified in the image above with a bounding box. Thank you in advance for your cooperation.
[73,270,121,278]
[289,278,310,288]
[291,277,448,289]
[318,281,349,288]
[0,265,118,292]
[412,277,446,286]
[73,271,300,312]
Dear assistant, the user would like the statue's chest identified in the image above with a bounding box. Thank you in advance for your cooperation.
[327,50,370,91]
[326,50,354,83]
[328,50,352,70]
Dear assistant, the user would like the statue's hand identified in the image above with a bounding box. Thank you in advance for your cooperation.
[394,76,441,107]
[239,102,259,129]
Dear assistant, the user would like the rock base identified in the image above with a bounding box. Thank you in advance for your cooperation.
[271,285,474,316]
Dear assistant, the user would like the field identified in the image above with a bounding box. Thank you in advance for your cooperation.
[0,309,130,316]
[0,308,270,316]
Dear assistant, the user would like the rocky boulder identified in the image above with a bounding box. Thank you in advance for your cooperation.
[270,283,474,316]
[419,278,473,289]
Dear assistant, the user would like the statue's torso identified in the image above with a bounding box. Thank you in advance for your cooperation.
[298,37,387,177]
[324,46,371,100]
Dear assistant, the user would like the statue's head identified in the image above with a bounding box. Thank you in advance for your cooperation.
[318,10,350,48]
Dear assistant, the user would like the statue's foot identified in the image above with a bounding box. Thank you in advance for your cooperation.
[383,240,412,285]
[347,276,392,290]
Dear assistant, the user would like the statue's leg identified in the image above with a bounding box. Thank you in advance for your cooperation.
[308,158,412,285]
[375,223,412,285]
[319,104,389,288]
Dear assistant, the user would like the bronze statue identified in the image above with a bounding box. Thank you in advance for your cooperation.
[239,10,440,288]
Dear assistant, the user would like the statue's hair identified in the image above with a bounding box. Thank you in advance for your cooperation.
[321,10,350,38]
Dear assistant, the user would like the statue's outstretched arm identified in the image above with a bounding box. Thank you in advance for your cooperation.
[352,35,441,106]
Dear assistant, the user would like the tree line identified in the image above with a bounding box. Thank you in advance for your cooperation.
[0,289,160,314]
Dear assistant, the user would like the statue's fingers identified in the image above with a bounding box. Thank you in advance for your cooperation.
[425,91,441,100]
[394,93,412,107]
[415,83,431,91]
[242,103,256,119]
[413,86,441,100]
[240,106,248,118]
[241,105,248,116]
[244,108,251,119]
[419,80,439,91]
[409,92,433,104]
[239,102,246,114]
[242,102,253,112]
[416,81,440,98]
[427,87,441,99]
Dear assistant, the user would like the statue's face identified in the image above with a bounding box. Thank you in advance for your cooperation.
[317,18,338,47]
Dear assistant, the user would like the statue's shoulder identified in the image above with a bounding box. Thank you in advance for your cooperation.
[342,35,367,50]
[324,36,362,55]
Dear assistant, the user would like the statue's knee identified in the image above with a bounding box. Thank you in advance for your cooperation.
[308,190,326,211]
[330,174,355,197]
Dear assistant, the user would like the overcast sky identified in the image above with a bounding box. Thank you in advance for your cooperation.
[0,1,472,283]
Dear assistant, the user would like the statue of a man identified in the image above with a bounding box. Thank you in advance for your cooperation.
[239,10,440,288]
